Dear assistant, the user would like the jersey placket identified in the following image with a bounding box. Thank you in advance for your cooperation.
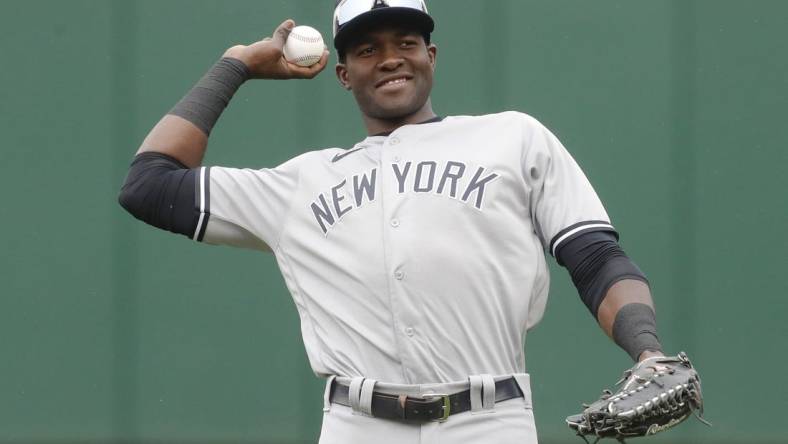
[376,131,422,383]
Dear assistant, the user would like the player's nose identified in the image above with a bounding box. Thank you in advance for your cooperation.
[377,46,405,71]
[378,56,404,72]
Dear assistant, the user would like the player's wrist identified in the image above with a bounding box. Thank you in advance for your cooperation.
[637,349,666,362]
[612,303,663,362]
[222,46,257,73]
[223,44,247,61]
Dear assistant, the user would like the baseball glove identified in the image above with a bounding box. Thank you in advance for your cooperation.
[566,352,707,443]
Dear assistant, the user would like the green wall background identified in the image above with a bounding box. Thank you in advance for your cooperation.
[1,1,786,443]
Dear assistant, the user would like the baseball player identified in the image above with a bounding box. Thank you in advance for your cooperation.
[119,1,701,443]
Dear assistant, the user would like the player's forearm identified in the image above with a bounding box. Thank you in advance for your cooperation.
[133,20,330,168]
[136,57,251,168]
[556,231,663,361]
[596,279,653,338]
[137,115,208,168]
[597,280,664,361]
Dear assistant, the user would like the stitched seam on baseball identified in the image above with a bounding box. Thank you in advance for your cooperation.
[293,55,321,62]
[290,33,322,43]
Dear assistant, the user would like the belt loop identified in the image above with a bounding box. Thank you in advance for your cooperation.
[359,378,377,416]
[349,377,365,414]
[468,375,484,412]
[323,375,337,412]
[480,374,496,410]
[512,373,533,408]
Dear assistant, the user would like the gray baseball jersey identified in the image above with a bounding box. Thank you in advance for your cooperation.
[193,111,613,383]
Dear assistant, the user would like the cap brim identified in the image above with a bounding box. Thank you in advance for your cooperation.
[334,7,435,51]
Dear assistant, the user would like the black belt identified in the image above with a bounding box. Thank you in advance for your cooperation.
[329,377,523,422]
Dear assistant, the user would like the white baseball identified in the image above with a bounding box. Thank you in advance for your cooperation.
[283,25,325,67]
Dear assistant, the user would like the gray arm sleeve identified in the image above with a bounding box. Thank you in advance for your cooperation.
[168,57,250,136]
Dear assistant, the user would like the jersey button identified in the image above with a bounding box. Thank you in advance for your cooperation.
[405,327,415,337]
[390,219,400,228]
[394,270,404,280]
[392,155,401,162]
[389,137,400,145]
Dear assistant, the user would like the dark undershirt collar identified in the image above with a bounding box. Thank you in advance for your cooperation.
[372,116,444,137]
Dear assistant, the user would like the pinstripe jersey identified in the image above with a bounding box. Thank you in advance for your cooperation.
[193,111,615,383]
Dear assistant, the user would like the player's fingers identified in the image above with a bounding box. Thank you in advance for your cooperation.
[271,19,295,49]
[288,50,330,79]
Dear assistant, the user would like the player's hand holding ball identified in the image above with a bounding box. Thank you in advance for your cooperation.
[223,19,329,80]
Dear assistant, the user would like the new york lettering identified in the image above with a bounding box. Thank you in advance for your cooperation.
[311,161,500,235]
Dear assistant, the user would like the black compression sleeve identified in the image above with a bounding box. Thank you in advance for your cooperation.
[118,152,200,238]
[168,57,250,136]
[556,230,649,317]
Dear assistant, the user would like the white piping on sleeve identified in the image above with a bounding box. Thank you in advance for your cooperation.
[551,222,614,256]
[193,167,207,241]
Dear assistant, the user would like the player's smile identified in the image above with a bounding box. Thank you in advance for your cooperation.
[370,71,417,100]
[375,74,413,91]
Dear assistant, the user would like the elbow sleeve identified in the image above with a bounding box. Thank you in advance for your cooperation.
[118,152,200,238]
[556,230,649,317]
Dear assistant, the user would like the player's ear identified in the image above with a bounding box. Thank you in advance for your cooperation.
[335,63,352,90]
[427,43,437,71]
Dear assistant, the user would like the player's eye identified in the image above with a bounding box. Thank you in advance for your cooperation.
[357,46,376,56]
[400,39,417,48]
